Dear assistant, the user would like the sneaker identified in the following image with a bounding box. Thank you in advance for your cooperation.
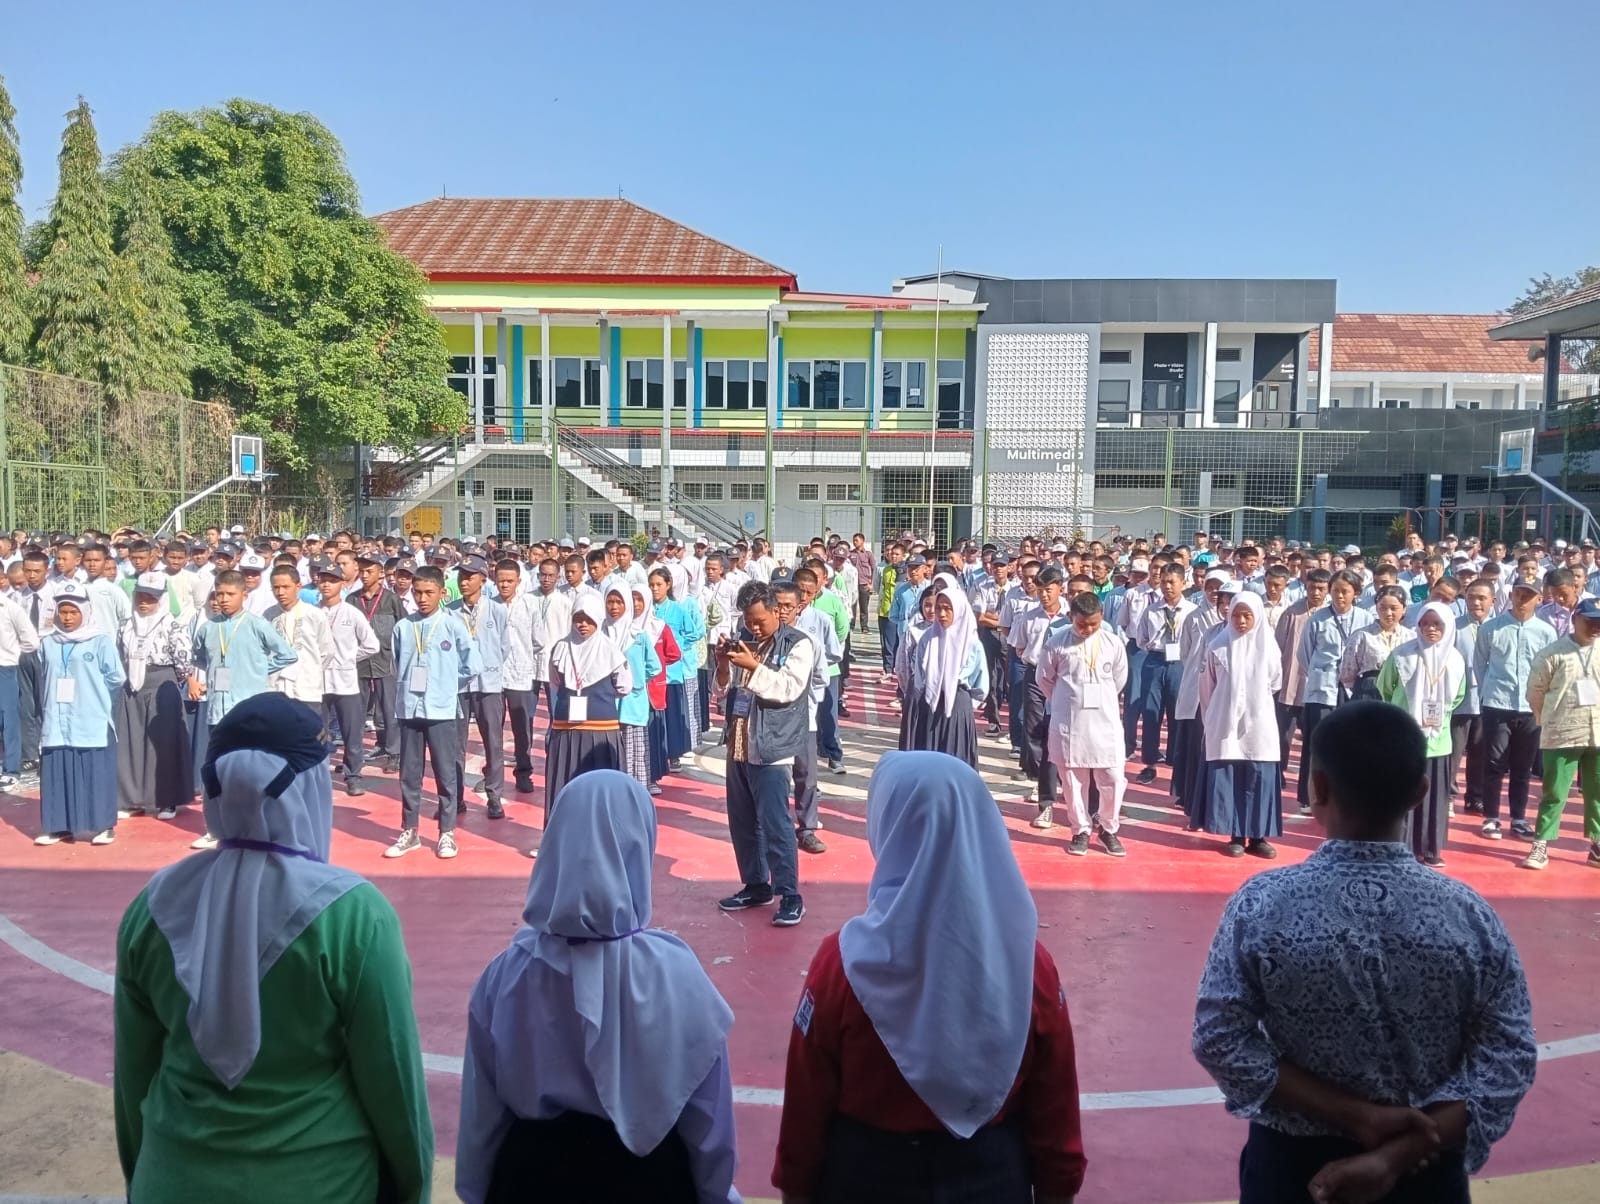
[985,725,1003,738]
[1010,769,1030,782]
[1098,829,1127,857]
[1480,820,1503,841]
[837,704,852,718]
[668,758,682,772]
[1588,841,1600,868]
[829,759,845,775]
[772,894,805,927]
[1510,820,1536,841]
[33,831,64,846]
[116,808,142,820]
[1464,800,1483,815]
[1030,805,1053,830]
[1066,831,1090,856]
[1225,838,1246,857]
[20,759,38,773]
[798,831,827,855]
[1134,767,1157,785]
[190,832,219,850]
[514,774,535,794]
[345,778,366,797]
[648,784,663,796]
[0,773,15,790]
[1422,855,1446,868]
[717,886,776,912]
[436,832,458,859]
[680,752,697,768]
[156,808,178,821]
[383,829,421,858]
[15,771,39,789]
[1521,841,1549,871]
[486,797,505,820]
[1246,839,1278,860]
[1298,801,1312,816]
[91,828,115,846]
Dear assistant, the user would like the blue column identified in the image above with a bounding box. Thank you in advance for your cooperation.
[1310,473,1328,545]
[1424,474,1443,542]
[510,325,525,443]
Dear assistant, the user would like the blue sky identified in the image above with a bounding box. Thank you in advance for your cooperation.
[7,0,1596,311]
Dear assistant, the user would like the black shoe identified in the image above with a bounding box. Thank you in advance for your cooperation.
[1135,767,1157,785]
[1246,839,1277,860]
[1225,839,1246,857]
[1099,829,1127,857]
[345,778,366,797]
[772,894,805,927]
[20,759,38,773]
[1510,820,1536,841]
[798,831,827,855]
[486,797,505,820]
[1066,832,1090,856]
[514,774,535,794]
[985,725,1003,738]
[837,705,852,718]
[718,886,776,912]
[1464,800,1483,815]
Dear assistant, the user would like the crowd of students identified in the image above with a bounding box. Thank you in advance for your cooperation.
[109,694,1538,1203]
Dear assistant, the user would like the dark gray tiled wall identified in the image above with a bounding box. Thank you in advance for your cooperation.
[977,278,1337,325]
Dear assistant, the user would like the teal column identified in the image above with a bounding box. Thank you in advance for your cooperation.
[511,325,525,443]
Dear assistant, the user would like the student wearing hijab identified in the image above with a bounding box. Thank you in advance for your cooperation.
[113,694,433,1204]
[774,753,1086,1203]
[633,582,681,791]
[1196,592,1284,858]
[1172,571,1231,822]
[115,572,193,821]
[603,583,663,794]
[35,588,127,846]
[900,574,988,768]
[456,771,739,1204]
[653,567,706,769]
[1379,601,1467,867]
[543,591,634,827]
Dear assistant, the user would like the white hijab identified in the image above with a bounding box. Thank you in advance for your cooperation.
[144,694,362,1089]
[1394,601,1465,737]
[919,572,978,716]
[550,599,628,694]
[514,771,733,1154]
[1203,592,1280,763]
[840,752,1038,1138]
[49,592,99,644]
[599,582,635,652]
[631,582,665,642]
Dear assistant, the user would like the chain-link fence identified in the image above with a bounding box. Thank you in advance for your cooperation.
[0,364,334,535]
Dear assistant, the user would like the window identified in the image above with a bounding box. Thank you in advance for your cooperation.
[624,358,666,409]
[553,357,602,408]
[1383,398,1410,409]
[813,360,841,410]
[727,359,749,410]
[588,511,615,537]
[1142,380,1186,411]
[1455,400,1481,410]
[705,360,724,409]
[825,483,863,502]
[788,361,812,409]
[674,360,687,408]
[786,359,869,410]
[1213,381,1241,425]
[1097,379,1131,424]
[798,483,820,501]
[1094,472,1165,490]
[492,487,535,502]
[1215,347,1242,363]
[881,360,927,409]
[936,360,965,427]
[1099,349,1132,364]
[682,481,724,501]
[730,481,765,501]
[752,360,768,408]
[705,358,765,410]
[1254,383,1283,411]
[455,478,486,498]
[448,356,498,424]
[842,361,867,409]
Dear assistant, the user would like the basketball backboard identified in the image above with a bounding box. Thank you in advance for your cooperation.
[231,434,264,481]
[1495,427,1534,475]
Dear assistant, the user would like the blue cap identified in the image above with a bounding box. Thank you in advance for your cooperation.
[1576,598,1600,620]
[457,554,490,577]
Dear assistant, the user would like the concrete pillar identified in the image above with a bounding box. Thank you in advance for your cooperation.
[1310,473,1329,545]
[472,312,485,443]
[1424,474,1444,542]
[495,317,508,434]
[1201,322,1218,426]
[1543,335,1561,414]
[661,313,673,518]
[1317,321,1333,409]
[540,314,551,445]
[1369,378,1382,410]
[598,319,611,427]
[1515,380,1528,411]
[1441,381,1454,411]
[870,311,884,432]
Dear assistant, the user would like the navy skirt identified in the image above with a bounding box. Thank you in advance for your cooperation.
[664,681,693,758]
[40,741,118,836]
[1200,760,1283,839]
[647,708,670,782]
[1172,717,1208,818]
[899,693,979,769]
[544,727,623,817]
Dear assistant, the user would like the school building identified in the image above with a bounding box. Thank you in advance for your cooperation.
[367,197,1591,549]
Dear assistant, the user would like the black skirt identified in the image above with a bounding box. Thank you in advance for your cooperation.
[544,726,623,817]
[115,666,192,810]
[899,691,979,769]
[813,1113,1030,1204]
[1407,754,1452,861]
[488,1111,696,1204]
[1349,672,1383,703]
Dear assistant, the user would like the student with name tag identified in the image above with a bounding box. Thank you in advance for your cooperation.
[1522,596,1600,871]
[540,591,633,835]
[451,555,510,820]
[316,562,381,798]
[35,588,127,847]
[1134,565,1198,786]
[385,566,481,861]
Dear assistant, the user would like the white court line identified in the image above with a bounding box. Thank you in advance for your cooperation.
[6,914,1598,1112]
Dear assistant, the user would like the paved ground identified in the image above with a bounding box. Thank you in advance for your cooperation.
[1,636,1596,1201]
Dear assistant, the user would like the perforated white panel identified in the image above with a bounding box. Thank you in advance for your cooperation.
[982,329,1094,537]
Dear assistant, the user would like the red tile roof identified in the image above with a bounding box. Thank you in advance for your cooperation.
[1308,313,1541,375]
[373,198,795,287]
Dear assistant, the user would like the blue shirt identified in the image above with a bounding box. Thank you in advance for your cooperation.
[1193,840,1535,1173]
[888,579,927,637]
[191,612,298,724]
[41,633,125,748]
[393,609,481,720]
[450,595,507,693]
[1297,605,1374,706]
[1473,612,1558,713]
[654,598,704,686]
[617,632,661,727]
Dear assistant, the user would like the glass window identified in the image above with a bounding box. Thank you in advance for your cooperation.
[798,483,820,501]
[882,361,902,409]
[788,360,812,408]
[527,358,542,410]
[905,361,927,408]
[588,511,614,537]
[625,359,646,408]
[646,358,664,409]
[813,360,841,410]
[1213,381,1241,425]
[701,482,724,500]
[1142,381,1184,411]
[727,359,750,410]
[705,360,725,409]
[673,359,687,408]
[1097,379,1131,424]
[826,483,863,501]
[1215,348,1242,363]
[842,361,867,409]
[584,359,601,408]
[1099,349,1132,364]
[730,481,766,501]
[752,360,768,408]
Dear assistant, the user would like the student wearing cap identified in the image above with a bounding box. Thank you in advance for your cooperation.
[35,588,127,846]
[316,563,381,798]
[449,554,509,819]
[237,554,274,616]
[115,573,193,821]
[1474,579,1557,843]
[0,578,40,791]
[1522,596,1600,870]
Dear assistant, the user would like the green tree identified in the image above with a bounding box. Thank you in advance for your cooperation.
[109,153,191,398]
[124,99,462,473]
[1506,267,1600,318]
[0,74,28,362]
[30,98,124,383]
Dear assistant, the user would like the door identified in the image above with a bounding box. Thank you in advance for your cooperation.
[494,506,534,544]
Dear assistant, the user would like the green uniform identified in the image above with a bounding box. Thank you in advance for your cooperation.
[115,885,434,1204]
[1377,653,1465,758]
[809,589,850,678]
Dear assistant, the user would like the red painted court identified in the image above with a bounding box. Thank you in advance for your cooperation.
[1,674,1595,1201]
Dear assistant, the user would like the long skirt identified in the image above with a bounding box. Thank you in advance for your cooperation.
[622,723,651,789]
[544,726,623,817]
[1172,717,1208,820]
[1199,759,1283,839]
[40,741,118,836]
[1407,754,1452,861]
[899,692,978,769]
[187,695,210,797]
[114,666,192,812]
[664,681,693,759]
[647,708,670,782]
[1349,673,1383,703]
[814,1113,1030,1204]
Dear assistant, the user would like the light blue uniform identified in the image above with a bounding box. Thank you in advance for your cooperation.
[393,609,480,720]
[450,596,507,693]
[42,633,125,747]
[618,632,662,727]
[191,612,298,724]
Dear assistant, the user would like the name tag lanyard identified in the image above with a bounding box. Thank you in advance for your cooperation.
[1578,645,1599,707]
[56,642,78,703]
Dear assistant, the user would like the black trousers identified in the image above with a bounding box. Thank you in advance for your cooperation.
[1275,698,1298,774]
[1481,706,1539,823]
[977,627,1004,726]
[1238,1122,1468,1204]
[1298,703,1337,803]
[321,693,366,783]
[363,672,398,758]
[457,689,506,803]
[1450,712,1485,806]
[814,1113,1030,1204]
[504,688,535,778]
[18,651,41,765]
[1021,666,1059,804]
[399,717,462,834]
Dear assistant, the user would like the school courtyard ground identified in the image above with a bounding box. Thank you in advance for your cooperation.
[0,659,1595,1202]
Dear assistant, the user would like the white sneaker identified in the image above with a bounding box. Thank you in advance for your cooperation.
[0,774,17,790]
[156,808,178,820]
[190,832,219,850]
[384,829,421,858]
[34,832,64,846]
[116,808,142,820]
[91,828,115,845]
[436,832,458,859]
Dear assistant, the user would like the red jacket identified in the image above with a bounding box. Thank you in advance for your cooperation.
[649,626,680,711]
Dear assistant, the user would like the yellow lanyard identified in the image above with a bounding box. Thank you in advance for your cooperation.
[216,615,242,665]
[1083,632,1100,675]
[462,601,480,639]
[413,614,442,658]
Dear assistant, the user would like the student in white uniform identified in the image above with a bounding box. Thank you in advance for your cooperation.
[316,562,380,797]
[264,565,332,710]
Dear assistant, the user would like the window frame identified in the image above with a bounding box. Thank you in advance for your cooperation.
[1213,380,1242,425]
[1096,378,1132,425]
